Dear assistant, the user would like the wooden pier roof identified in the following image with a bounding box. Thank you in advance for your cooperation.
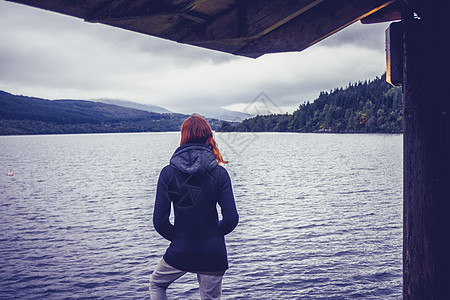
[7,0,401,58]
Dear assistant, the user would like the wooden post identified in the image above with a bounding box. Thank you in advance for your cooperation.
[402,5,450,299]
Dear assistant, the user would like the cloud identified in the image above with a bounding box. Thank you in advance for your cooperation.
[186,41,385,113]
[0,1,389,114]
[321,21,388,49]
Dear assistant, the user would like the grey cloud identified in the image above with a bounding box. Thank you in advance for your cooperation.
[0,1,388,115]
[129,35,240,65]
[321,22,388,50]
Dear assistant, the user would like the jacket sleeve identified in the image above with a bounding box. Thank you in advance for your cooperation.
[153,167,175,241]
[218,168,239,235]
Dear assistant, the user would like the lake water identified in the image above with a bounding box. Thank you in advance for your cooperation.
[0,132,403,299]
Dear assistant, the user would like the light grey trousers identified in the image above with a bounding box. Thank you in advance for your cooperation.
[150,258,224,300]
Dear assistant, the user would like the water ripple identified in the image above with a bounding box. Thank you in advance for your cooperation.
[0,133,402,299]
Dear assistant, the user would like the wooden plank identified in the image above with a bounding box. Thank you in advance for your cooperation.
[181,0,327,56]
[245,0,325,39]
[386,22,402,86]
[184,0,235,16]
[84,0,235,22]
[7,0,98,19]
[235,0,395,57]
[182,0,324,42]
[101,14,201,41]
[361,0,401,24]
[84,0,186,22]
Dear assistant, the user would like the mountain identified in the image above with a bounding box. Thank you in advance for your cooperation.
[193,108,254,122]
[0,91,221,135]
[93,98,172,114]
[218,74,403,133]
[92,99,253,121]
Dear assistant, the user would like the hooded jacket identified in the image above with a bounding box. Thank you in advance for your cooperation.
[153,143,239,272]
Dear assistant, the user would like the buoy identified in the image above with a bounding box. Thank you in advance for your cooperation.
[7,171,14,176]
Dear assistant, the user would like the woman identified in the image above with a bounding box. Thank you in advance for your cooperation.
[150,114,239,300]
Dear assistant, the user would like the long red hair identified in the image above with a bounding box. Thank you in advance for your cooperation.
[180,114,227,164]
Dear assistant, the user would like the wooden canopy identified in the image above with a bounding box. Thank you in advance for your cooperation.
[7,0,401,58]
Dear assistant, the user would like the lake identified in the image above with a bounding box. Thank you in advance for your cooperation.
[0,132,403,299]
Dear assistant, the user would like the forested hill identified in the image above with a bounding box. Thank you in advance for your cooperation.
[0,91,220,135]
[219,74,403,133]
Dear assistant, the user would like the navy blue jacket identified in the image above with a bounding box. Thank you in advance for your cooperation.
[153,143,239,272]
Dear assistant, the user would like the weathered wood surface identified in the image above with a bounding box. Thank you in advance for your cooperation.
[235,0,395,57]
[361,0,401,23]
[402,5,450,298]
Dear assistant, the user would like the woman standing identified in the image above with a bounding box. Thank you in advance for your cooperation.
[150,114,239,300]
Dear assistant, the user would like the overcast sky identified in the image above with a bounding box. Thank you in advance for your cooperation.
[0,1,390,115]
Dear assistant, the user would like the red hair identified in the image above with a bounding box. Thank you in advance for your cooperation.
[180,114,227,164]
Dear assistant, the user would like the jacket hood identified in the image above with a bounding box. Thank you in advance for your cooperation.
[170,143,218,174]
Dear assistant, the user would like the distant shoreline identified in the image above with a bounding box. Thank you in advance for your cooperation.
[1,130,403,137]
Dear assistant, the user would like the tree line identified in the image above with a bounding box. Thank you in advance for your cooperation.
[218,74,403,133]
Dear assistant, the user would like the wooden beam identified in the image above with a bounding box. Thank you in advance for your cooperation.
[402,4,450,298]
[100,14,202,41]
[361,0,401,24]
[182,0,235,15]
[182,0,324,42]
[7,0,398,58]
[83,0,235,22]
[163,0,327,57]
[234,0,395,57]
[84,0,174,22]
[7,0,96,19]
[406,0,450,23]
